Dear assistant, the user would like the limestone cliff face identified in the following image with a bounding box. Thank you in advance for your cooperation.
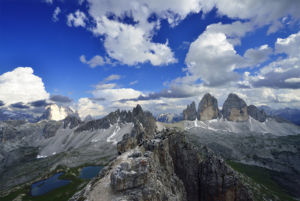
[222,94,249,122]
[168,132,253,201]
[70,116,254,201]
[197,93,220,121]
[70,131,187,201]
[183,102,197,121]
[117,104,156,154]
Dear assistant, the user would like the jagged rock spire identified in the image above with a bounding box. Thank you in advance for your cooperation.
[197,93,219,121]
[222,93,249,122]
[183,101,197,120]
[247,105,266,122]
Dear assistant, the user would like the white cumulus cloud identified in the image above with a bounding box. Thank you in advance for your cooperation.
[92,88,142,101]
[80,55,105,68]
[63,0,300,67]
[104,74,121,82]
[44,0,53,4]
[129,80,138,85]
[212,0,300,34]
[248,32,300,89]
[77,98,105,119]
[92,16,177,66]
[276,31,300,57]
[0,67,49,105]
[285,78,300,83]
[180,22,274,87]
[67,10,87,27]
[52,7,61,22]
[184,26,243,86]
[244,44,273,67]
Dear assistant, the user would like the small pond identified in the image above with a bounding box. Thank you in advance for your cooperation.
[31,172,71,196]
[79,166,103,179]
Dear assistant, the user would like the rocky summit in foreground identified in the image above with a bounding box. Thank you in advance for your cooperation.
[70,106,254,201]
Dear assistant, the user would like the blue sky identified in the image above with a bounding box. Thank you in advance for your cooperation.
[0,0,300,118]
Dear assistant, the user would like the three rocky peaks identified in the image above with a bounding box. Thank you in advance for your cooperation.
[183,93,267,122]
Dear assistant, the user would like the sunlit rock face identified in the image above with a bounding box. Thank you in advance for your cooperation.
[222,94,249,122]
[197,93,219,121]
[42,104,73,121]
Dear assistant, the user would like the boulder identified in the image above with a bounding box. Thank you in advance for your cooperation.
[110,159,149,191]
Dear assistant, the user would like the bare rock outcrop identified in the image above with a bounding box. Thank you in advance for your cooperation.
[168,131,253,201]
[199,155,253,201]
[222,94,249,122]
[70,132,187,201]
[63,115,82,129]
[70,105,254,201]
[117,105,156,154]
[70,127,254,201]
[247,105,267,122]
[197,93,220,121]
[183,102,197,121]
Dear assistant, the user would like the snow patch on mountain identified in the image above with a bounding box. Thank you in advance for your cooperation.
[42,104,74,121]
[107,124,121,145]
[37,122,134,158]
[184,117,300,136]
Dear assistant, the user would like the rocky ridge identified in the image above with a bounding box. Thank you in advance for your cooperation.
[183,93,269,122]
[41,104,75,121]
[0,105,153,193]
[247,105,267,122]
[70,106,254,201]
[259,106,300,125]
[75,105,155,133]
[183,101,197,121]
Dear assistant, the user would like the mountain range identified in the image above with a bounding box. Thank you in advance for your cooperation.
[157,93,300,126]
[259,106,300,125]
[0,103,76,123]
[0,94,299,201]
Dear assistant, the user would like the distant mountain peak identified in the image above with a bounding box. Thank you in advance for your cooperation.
[247,105,267,122]
[156,113,182,123]
[41,104,74,121]
[222,93,249,122]
[258,105,300,125]
[183,101,197,121]
[197,93,219,121]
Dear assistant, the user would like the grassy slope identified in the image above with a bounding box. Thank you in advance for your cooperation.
[227,161,296,201]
